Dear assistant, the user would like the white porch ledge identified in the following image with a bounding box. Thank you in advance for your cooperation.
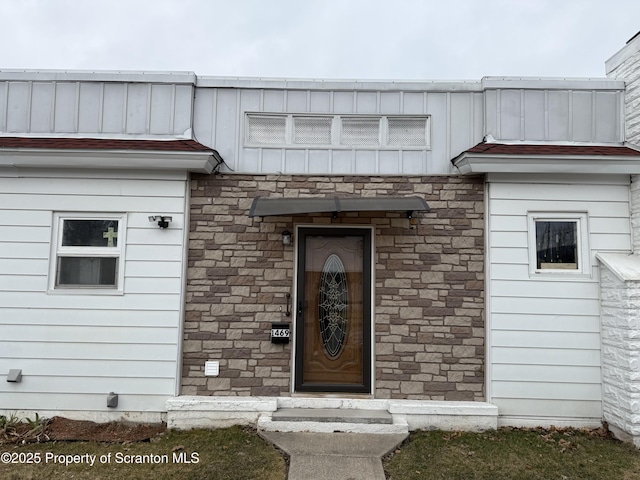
[166,396,498,432]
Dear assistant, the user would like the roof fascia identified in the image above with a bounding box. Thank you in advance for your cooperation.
[0,70,197,85]
[0,148,216,173]
[453,153,640,175]
[482,77,625,91]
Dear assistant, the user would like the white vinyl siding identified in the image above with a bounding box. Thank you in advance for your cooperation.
[487,174,632,423]
[0,169,187,413]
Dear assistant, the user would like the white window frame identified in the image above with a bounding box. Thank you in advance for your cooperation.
[527,212,590,277]
[244,113,431,149]
[48,212,127,295]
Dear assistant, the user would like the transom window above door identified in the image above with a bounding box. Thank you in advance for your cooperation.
[245,113,430,149]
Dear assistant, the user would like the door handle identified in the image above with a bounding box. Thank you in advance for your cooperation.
[297,301,304,316]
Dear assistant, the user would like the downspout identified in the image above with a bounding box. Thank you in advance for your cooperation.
[175,173,191,397]
[484,179,492,403]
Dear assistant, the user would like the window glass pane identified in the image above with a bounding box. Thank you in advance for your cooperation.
[293,116,332,144]
[62,220,119,247]
[535,221,578,269]
[341,118,379,146]
[388,117,427,146]
[57,257,118,286]
[246,115,286,144]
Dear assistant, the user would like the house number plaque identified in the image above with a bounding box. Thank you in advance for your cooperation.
[271,323,291,344]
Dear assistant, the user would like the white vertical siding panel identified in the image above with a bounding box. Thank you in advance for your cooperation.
[213,89,238,166]
[356,92,377,113]
[380,92,401,114]
[572,91,593,142]
[240,89,261,113]
[287,90,309,112]
[239,147,260,172]
[261,148,283,172]
[102,83,125,133]
[149,84,176,134]
[309,91,330,112]
[402,92,424,114]
[499,90,521,140]
[173,85,193,135]
[379,150,400,174]
[331,150,353,174]
[193,88,215,146]
[125,83,149,134]
[450,93,472,158]
[523,90,545,140]
[332,91,354,113]
[595,92,619,142]
[547,91,570,140]
[355,150,376,174]
[53,82,78,132]
[263,90,286,112]
[78,83,103,133]
[484,89,498,137]
[30,83,54,133]
[308,150,330,173]
[426,92,447,173]
[473,92,484,142]
[0,81,7,131]
[400,150,425,175]
[284,149,305,172]
[489,176,631,422]
[7,82,30,132]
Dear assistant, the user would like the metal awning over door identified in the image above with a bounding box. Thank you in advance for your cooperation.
[248,196,430,218]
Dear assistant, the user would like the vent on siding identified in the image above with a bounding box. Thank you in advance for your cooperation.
[388,117,427,146]
[246,115,286,144]
[340,117,380,146]
[294,116,332,144]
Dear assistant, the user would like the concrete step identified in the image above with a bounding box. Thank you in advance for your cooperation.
[258,408,408,434]
[272,408,393,424]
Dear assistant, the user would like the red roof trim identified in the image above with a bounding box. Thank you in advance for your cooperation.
[463,142,640,157]
[0,137,213,152]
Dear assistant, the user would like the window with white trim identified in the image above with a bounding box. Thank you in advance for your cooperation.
[527,212,589,276]
[245,113,430,148]
[49,213,126,293]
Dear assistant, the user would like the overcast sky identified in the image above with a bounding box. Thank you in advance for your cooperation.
[2,0,639,80]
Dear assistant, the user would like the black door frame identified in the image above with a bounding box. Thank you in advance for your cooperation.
[294,227,372,393]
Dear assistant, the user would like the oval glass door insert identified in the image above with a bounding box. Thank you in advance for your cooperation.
[318,254,348,357]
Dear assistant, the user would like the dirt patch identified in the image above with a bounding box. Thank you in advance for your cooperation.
[46,416,167,442]
[1,416,167,444]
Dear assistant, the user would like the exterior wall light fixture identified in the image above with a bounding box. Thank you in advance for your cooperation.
[149,215,172,229]
[282,230,292,246]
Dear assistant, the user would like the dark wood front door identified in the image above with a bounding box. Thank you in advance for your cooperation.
[295,228,372,393]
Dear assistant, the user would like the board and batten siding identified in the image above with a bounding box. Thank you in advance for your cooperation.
[487,173,632,424]
[0,168,188,415]
[193,84,485,175]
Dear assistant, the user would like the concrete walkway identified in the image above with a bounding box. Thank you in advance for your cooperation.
[260,431,408,480]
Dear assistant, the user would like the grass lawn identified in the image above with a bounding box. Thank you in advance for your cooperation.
[3,424,640,479]
[0,425,287,480]
[385,427,640,480]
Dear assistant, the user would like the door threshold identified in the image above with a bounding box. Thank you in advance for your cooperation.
[291,393,374,399]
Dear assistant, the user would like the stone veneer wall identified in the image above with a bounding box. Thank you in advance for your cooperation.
[599,263,640,445]
[183,174,485,401]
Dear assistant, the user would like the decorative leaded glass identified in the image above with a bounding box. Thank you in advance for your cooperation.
[318,254,348,358]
